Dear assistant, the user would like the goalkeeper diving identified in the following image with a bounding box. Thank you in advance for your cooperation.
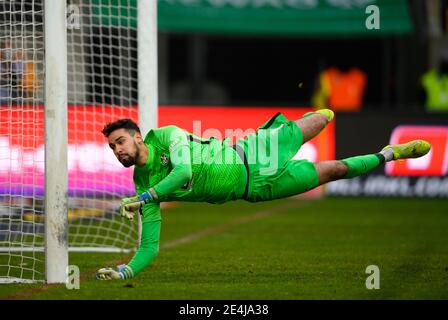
[96,110,431,280]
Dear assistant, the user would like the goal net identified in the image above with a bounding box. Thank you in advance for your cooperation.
[0,0,156,283]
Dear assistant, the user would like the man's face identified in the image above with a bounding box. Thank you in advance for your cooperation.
[108,128,142,167]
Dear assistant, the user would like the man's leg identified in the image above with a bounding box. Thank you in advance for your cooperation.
[314,139,432,185]
[245,139,431,202]
[314,160,348,185]
[295,109,334,143]
[315,154,384,185]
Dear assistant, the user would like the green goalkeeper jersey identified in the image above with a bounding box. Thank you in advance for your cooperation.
[134,125,247,205]
[127,125,247,277]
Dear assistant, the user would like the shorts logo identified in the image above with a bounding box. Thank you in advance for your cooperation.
[160,153,169,166]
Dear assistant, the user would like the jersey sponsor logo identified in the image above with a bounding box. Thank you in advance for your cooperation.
[385,125,448,176]
[160,153,169,166]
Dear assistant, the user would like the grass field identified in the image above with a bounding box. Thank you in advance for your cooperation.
[1,197,448,300]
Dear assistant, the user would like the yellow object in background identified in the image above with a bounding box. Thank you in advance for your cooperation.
[421,69,448,111]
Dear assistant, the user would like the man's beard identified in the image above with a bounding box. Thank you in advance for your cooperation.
[120,155,135,168]
[119,143,140,167]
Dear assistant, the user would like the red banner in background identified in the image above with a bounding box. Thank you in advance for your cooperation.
[0,106,335,196]
[160,107,335,163]
[385,125,448,177]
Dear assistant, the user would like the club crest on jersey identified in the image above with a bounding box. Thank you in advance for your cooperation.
[160,153,169,166]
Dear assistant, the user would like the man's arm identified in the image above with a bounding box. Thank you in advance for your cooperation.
[96,203,161,280]
[137,126,193,203]
[127,203,161,277]
[96,127,191,280]
[153,126,192,197]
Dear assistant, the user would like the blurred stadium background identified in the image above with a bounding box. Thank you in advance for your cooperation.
[0,0,448,299]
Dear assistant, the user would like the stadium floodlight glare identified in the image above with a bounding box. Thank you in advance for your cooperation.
[0,0,158,283]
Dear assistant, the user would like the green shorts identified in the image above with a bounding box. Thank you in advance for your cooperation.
[236,112,319,202]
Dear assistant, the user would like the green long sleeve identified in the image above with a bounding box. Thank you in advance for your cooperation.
[152,145,192,197]
[127,203,161,277]
[152,126,192,197]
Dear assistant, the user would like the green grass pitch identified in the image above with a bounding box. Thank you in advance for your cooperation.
[1,197,448,299]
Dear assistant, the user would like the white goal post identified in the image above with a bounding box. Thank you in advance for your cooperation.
[0,0,158,284]
[44,0,69,284]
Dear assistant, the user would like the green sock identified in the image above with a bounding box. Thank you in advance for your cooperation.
[340,154,385,179]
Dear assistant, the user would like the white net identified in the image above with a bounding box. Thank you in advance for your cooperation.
[65,0,139,251]
[0,0,142,283]
[0,0,45,283]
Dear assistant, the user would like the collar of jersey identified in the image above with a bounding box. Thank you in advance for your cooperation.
[135,142,155,173]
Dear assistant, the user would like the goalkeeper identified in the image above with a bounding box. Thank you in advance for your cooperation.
[96,110,431,280]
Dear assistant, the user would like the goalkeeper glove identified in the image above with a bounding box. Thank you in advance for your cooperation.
[96,264,134,280]
[120,191,154,221]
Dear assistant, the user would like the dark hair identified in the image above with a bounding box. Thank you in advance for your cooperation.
[102,118,141,138]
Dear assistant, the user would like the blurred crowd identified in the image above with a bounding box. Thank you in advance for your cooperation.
[0,40,36,104]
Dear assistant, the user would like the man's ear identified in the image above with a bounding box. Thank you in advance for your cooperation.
[135,132,143,143]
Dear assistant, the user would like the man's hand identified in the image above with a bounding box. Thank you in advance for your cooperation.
[96,264,134,280]
[120,195,143,221]
[120,191,154,221]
